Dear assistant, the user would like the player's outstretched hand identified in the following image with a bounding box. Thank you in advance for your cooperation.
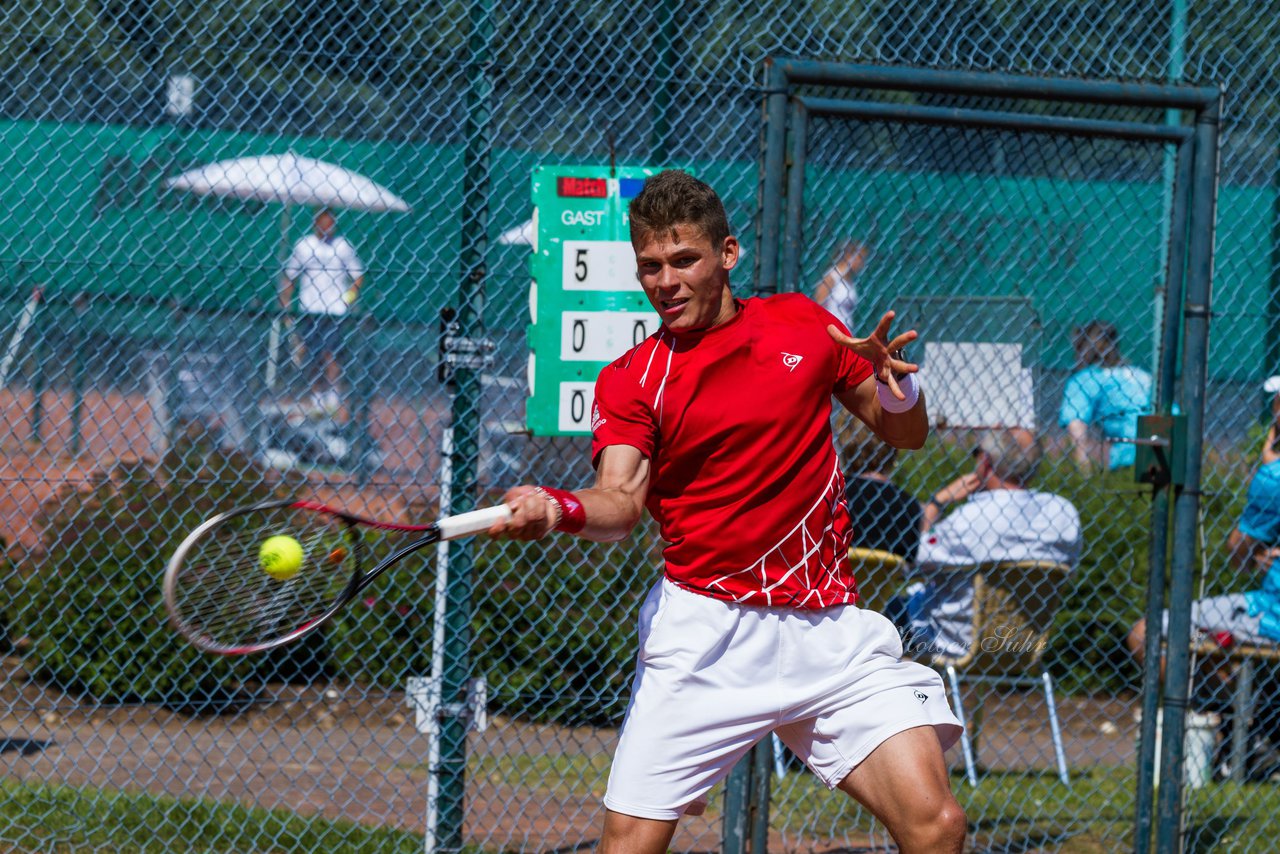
[490,485,556,540]
[827,310,919,401]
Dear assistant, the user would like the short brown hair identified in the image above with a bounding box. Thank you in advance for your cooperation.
[1072,320,1123,368]
[628,170,731,248]
[842,430,899,476]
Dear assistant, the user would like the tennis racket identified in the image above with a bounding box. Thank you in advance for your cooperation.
[163,499,511,655]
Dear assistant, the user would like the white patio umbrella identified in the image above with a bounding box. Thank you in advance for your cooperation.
[497,219,534,246]
[164,153,410,213]
[164,153,410,389]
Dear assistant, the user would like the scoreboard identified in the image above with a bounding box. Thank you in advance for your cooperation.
[525,165,664,435]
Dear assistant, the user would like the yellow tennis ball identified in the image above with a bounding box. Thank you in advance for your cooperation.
[260,535,304,580]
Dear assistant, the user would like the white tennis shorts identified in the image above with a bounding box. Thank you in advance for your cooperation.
[604,578,963,821]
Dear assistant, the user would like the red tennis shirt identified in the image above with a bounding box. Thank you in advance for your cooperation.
[591,294,874,608]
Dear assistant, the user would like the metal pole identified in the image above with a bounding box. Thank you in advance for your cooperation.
[1155,93,1222,854]
[780,100,808,295]
[1134,134,1194,854]
[1269,143,1280,377]
[27,295,45,446]
[774,59,1218,111]
[728,59,790,852]
[424,423,455,853]
[1159,141,1195,408]
[648,0,677,162]
[70,293,88,456]
[754,60,789,296]
[796,97,1189,144]
[352,312,375,486]
[1154,0,1187,382]
[435,0,495,846]
[265,204,293,394]
[749,738,773,852]
[722,753,751,854]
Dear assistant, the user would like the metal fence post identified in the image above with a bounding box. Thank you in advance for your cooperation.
[1269,140,1280,376]
[754,60,789,297]
[70,293,88,456]
[723,755,751,854]
[1153,0,1187,381]
[749,739,772,852]
[734,57,792,854]
[722,742,773,853]
[1155,92,1222,854]
[779,99,808,295]
[352,312,375,487]
[26,293,45,447]
[648,0,676,162]
[435,0,495,848]
[1133,128,1195,854]
[426,396,456,853]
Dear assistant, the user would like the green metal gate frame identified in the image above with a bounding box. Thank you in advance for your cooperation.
[732,59,1222,854]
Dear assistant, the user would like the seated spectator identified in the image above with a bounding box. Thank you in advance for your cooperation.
[1127,421,1280,674]
[1125,424,1280,778]
[843,428,921,562]
[1059,320,1154,471]
[905,428,1083,658]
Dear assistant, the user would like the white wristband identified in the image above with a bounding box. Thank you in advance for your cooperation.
[877,372,920,414]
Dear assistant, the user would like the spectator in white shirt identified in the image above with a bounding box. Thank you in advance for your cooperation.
[279,208,365,414]
[906,428,1082,658]
[812,240,868,327]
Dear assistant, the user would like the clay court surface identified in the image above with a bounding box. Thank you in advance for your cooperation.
[0,384,456,553]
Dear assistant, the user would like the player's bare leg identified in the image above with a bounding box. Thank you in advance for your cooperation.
[597,810,677,854]
[836,726,967,853]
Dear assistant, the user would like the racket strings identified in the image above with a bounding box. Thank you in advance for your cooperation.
[170,508,356,651]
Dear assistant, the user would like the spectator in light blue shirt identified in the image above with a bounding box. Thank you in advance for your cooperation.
[1233,453,1280,643]
[1058,320,1153,471]
[1126,424,1280,703]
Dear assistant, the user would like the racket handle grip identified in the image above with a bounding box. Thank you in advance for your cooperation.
[438,504,513,539]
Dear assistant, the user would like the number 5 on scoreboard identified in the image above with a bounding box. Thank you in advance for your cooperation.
[561,241,639,292]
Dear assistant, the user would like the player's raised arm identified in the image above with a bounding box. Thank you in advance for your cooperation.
[831,310,928,449]
[493,444,650,543]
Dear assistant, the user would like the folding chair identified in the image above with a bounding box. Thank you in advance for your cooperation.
[848,546,908,614]
[1188,639,1280,782]
[928,560,1072,786]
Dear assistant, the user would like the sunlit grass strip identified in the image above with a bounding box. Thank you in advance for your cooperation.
[0,780,438,854]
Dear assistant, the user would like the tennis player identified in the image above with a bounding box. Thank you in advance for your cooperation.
[495,170,964,853]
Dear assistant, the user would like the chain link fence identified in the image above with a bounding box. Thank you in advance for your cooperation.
[0,1,1276,852]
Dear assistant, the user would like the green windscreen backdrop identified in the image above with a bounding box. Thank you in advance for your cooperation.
[0,116,1266,380]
